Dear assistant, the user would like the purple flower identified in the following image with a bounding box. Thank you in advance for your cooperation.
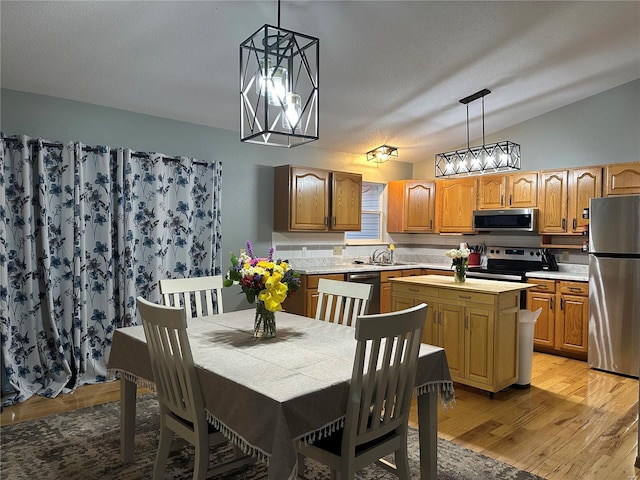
[268,247,274,261]
[246,240,254,258]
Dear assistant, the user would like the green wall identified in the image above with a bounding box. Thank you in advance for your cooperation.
[413,79,640,178]
[2,79,638,309]
[1,88,413,311]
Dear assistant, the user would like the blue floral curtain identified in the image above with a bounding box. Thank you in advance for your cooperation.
[0,134,222,405]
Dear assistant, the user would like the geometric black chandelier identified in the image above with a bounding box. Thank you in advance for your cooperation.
[435,89,521,177]
[240,0,319,147]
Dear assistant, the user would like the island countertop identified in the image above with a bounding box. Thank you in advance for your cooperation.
[389,274,535,294]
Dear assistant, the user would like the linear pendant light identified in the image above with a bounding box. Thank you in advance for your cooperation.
[240,0,319,147]
[435,89,521,177]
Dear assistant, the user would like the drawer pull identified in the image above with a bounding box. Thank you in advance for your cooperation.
[458,295,472,299]
[568,287,582,292]
[409,287,420,293]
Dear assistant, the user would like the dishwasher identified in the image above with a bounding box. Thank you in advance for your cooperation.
[346,272,380,314]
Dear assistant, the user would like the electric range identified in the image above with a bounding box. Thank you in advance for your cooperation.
[466,246,543,282]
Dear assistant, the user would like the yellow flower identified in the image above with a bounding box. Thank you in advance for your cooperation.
[258,273,289,312]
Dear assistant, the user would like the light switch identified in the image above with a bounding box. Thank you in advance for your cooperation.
[333,246,343,256]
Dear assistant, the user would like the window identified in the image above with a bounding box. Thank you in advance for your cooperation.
[345,182,385,243]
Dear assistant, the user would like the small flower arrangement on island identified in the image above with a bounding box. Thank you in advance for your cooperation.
[445,246,470,283]
[224,241,300,338]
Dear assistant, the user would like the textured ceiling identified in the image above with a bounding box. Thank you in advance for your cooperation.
[2,1,639,163]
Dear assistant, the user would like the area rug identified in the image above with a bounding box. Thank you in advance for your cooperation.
[1,394,545,479]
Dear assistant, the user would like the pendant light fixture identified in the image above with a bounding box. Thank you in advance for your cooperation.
[366,145,398,163]
[435,89,521,177]
[240,0,319,147]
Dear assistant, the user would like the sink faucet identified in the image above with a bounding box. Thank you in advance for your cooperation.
[371,247,390,264]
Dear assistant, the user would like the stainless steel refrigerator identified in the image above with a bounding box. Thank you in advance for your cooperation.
[588,195,640,377]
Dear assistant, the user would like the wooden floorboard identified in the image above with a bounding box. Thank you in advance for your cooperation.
[1,352,638,480]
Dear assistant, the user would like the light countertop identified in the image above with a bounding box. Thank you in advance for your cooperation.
[390,275,534,294]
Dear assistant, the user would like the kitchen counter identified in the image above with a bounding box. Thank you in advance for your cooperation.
[526,263,588,282]
[294,262,452,275]
[390,275,534,294]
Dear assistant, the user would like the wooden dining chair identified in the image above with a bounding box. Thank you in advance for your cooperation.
[136,296,250,480]
[297,303,427,480]
[159,275,224,318]
[315,278,372,326]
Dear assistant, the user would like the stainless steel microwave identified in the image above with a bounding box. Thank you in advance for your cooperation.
[472,208,538,232]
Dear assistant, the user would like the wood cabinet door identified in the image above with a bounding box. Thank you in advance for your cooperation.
[289,167,330,230]
[556,294,588,355]
[436,178,477,233]
[507,172,538,208]
[477,175,505,210]
[380,282,392,314]
[538,170,568,233]
[440,303,465,379]
[568,167,602,234]
[405,181,435,231]
[527,291,555,348]
[331,171,362,231]
[421,300,440,346]
[604,162,640,196]
[465,306,494,387]
[391,294,418,313]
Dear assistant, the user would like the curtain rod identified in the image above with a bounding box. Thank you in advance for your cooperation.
[3,137,209,165]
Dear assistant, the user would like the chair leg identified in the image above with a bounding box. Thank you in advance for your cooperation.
[297,453,306,478]
[395,444,411,480]
[153,425,173,480]
[192,443,209,480]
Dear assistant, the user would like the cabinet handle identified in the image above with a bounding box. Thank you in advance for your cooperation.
[509,194,512,206]
[324,217,329,227]
[458,294,472,299]
[560,298,564,311]
[550,297,554,311]
[538,284,548,289]
[465,316,469,329]
[500,194,504,206]
[409,287,420,293]
[562,218,566,230]
[429,219,433,229]
[573,218,576,230]
[332,217,336,227]
[568,287,582,292]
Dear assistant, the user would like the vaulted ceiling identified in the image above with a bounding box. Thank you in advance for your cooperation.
[2,1,639,163]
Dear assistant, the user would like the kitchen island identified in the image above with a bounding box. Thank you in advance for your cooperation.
[390,275,534,396]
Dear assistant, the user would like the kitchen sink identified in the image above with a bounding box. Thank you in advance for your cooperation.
[354,261,416,267]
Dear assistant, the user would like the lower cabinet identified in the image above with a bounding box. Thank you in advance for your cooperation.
[391,281,519,395]
[283,273,345,318]
[527,279,588,360]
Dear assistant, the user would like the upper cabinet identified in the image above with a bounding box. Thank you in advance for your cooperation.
[436,177,477,233]
[477,172,537,210]
[387,180,436,233]
[273,165,362,232]
[538,167,602,234]
[603,162,640,196]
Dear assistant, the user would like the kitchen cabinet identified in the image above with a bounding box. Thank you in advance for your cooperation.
[273,165,362,232]
[436,177,477,233]
[527,278,588,359]
[283,273,346,318]
[380,270,403,314]
[538,167,601,235]
[391,276,528,395]
[477,172,538,210]
[603,162,640,196]
[387,180,436,232]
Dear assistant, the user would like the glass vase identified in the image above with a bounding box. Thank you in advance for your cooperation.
[254,300,276,339]
[454,268,467,283]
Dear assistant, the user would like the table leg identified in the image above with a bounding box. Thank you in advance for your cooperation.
[417,390,438,480]
[120,377,137,463]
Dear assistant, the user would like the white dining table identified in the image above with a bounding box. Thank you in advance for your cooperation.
[107,309,454,480]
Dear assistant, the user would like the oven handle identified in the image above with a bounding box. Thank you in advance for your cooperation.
[347,273,380,282]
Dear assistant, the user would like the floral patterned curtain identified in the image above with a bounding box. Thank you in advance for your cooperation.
[0,134,222,405]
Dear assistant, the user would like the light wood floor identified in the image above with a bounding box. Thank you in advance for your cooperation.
[2,352,638,480]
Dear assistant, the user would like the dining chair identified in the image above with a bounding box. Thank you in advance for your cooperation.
[315,278,372,326]
[159,275,224,318]
[136,296,251,480]
[297,302,427,480]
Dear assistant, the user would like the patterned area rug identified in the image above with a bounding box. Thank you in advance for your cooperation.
[1,394,545,479]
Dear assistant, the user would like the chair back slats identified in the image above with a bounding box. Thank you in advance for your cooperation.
[315,279,372,325]
[345,303,426,447]
[159,275,224,318]
[137,296,204,423]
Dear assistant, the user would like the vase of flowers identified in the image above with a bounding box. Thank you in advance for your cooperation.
[224,241,300,338]
[445,247,470,283]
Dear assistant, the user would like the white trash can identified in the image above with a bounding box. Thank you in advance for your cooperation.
[515,308,542,388]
